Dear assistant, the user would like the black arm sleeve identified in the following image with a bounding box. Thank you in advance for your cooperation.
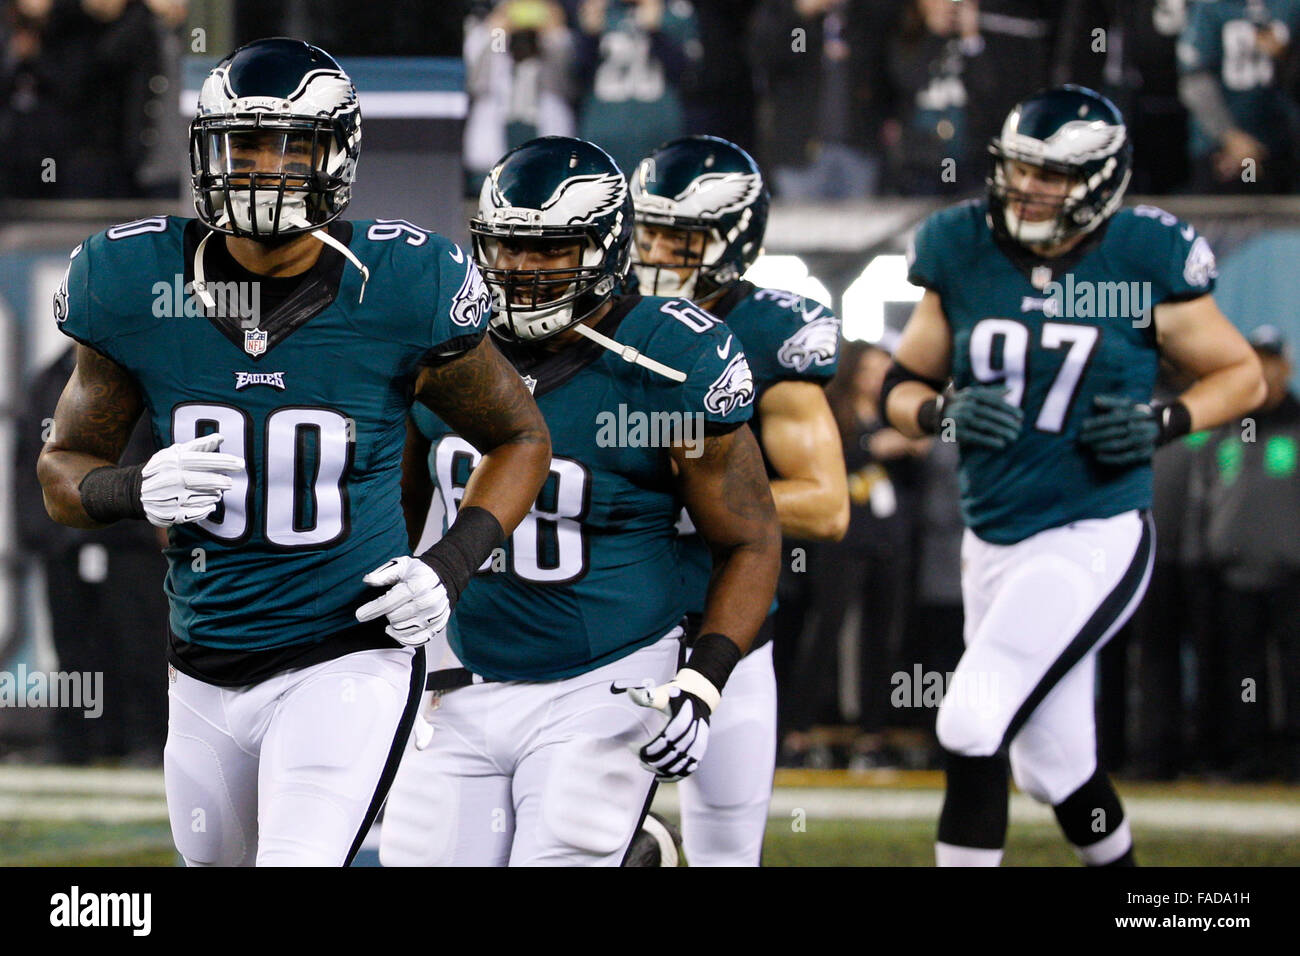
[418,505,505,607]
[879,359,947,420]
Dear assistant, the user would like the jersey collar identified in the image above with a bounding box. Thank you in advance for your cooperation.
[184,219,352,361]
[496,294,641,398]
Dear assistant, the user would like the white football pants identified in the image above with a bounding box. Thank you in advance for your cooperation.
[380,631,679,866]
[938,510,1154,804]
[678,640,776,866]
[165,646,423,866]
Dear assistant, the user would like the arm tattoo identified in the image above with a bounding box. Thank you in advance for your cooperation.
[718,430,776,524]
[54,345,144,463]
[414,335,547,453]
[677,426,778,551]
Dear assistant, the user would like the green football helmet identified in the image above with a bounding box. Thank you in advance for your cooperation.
[470,136,634,342]
[987,85,1132,249]
[190,37,362,240]
[630,135,768,301]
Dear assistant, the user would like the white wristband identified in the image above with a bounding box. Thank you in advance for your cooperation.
[673,667,722,714]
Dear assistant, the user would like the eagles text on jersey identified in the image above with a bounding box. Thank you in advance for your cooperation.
[55,215,490,683]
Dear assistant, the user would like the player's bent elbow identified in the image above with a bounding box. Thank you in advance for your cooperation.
[35,457,66,525]
[39,488,91,529]
[1244,366,1268,416]
[36,454,95,529]
[811,497,851,543]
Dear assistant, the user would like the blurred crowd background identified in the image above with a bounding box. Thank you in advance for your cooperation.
[9,0,1300,200]
[1,0,1297,785]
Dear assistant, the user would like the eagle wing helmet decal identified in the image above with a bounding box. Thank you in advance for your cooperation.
[540,173,628,225]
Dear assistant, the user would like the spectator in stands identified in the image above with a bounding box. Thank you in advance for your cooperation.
[66,0,160,197]
[678,0,760,153]
[13,347,169,765]
[1052,0,1190,194]
[880,0,993,196]
[750,0,882,199]
[134,0,188,199]
[0,0,70,197]
[959,0,1060,158]
[464,0,575,193]
[1194,325,1300,780]
[1178,0,1300,193]
[0,0,160,198]
[572,0,700,176]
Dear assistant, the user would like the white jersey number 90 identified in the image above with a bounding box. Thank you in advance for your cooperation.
[172,403,351,548]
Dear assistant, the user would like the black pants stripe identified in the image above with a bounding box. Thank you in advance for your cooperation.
[998,512,1155,751]
[345,644,426,867]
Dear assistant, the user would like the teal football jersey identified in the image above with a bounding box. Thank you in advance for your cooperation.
[675,281,841,616]
[55,215,490,668]
[1178,0,1300,158]
[412,294,755,682]
[908,200,1217,544]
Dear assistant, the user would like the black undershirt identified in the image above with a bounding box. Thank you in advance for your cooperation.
[204,235,309,314]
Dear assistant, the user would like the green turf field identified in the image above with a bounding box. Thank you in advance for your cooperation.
[0,820,176,866]
[3,816,1296,867]
[1,766,1296,866]
[756,818,1300,866]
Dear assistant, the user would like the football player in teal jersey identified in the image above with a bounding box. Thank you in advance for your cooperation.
[883,86,1264,866]
[628,135,848,866]
[378,136,782,866]
[36,39,551,867]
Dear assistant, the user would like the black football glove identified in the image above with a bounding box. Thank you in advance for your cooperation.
[1078,394,1161,466]
[940,385,1025,449]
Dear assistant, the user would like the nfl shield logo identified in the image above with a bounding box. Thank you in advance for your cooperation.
[244,328,267,356]
[1030,265,1052,290]
[521,374,537,394]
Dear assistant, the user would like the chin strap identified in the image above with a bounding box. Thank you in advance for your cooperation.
[191,230,218,310]
[193,220,371,309]
[310,226,370,303]
[569,320,687,383]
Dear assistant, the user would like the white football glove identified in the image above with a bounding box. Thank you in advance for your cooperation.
[615,668,721,781]
[355,556,451,647]
[140,433,244,528]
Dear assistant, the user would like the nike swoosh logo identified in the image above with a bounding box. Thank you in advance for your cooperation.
[1181,225,1195,241]
[717,335,733,359]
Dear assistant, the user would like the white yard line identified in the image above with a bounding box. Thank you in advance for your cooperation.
[0,765,165,797]
[1,766,1297,835]
[0,794,168,823]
